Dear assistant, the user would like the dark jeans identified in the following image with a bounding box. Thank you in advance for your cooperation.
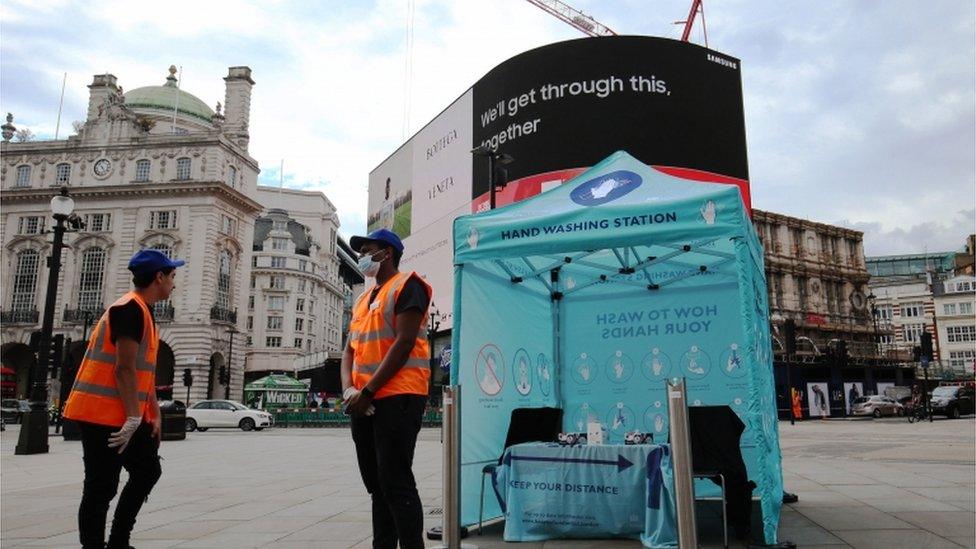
[351,394,426,549]
[78,421,161,549]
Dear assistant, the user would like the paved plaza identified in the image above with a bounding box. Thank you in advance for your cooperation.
[2,417,974,548]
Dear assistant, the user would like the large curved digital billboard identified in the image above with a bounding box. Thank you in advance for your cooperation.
[368,36,749,329]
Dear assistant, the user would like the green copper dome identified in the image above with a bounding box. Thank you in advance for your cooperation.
[124,66,215,123]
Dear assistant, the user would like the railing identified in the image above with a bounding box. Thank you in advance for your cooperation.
[209,305,237,324]
[154,303,175,322]
[271,407,443,427]
[63,307,104,324]
[0,309,39,324]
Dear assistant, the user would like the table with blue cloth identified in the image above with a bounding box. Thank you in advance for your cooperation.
[491,442,678,547]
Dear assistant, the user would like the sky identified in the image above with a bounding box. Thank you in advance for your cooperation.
[1,0,973,256]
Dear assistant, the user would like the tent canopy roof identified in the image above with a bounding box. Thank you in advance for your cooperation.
[244,374,309,392]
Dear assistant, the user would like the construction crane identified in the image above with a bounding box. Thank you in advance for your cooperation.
[676,0,708,47]
[525,0,617,37]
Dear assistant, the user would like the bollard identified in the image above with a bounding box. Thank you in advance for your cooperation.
[431,385,477,549]
[667,377,698,549]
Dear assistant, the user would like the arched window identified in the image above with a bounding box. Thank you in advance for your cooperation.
[150,244,174,318]
[227,165,237,187]
[216,249,232,309]
[135,159,151,182]
[176,157,191,180]
[11,250,40,311]
[56,163,71,185]
[78,247,107,311]
[16,165,31,187]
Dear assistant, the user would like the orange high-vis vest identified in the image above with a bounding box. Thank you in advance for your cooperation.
[349,271,432,399]
[63,291,159,427]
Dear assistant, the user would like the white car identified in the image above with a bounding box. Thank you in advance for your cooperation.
[185,400,273,432]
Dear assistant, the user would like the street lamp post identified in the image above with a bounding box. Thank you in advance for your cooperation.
[471,145,514,210]
[16,188,75,455]
[225,326,239,401]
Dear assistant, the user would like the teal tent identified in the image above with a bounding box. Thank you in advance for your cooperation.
[451,151,783,543]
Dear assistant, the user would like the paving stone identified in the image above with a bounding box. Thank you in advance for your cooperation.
[833,529,965,549]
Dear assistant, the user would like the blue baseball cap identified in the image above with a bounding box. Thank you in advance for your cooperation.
[350,229,404,254]
[128,249,186,275]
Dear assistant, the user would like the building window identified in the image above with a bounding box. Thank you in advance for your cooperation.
[83,213,112,232]
[227,165,237,187]
[135,159,151,182]
[949,350,975,369]
[298,279,307,293]
[295,317,304,332]
[796,276,808,311]
[250,275,256,289]
[267,316,283,330]
[176,157,191,180]
[18,216,44,235]
[269,275,284,289]
[16,165,31,187]
[78,247,107,311]
[902,323,924,343]
[56,163,71,184]
[246,336,252,347]
[294,338,303,348]
[878,333,894,345]
[221,215,236,235]
[11,250,40,311]
[875,305,892,320]
[272,237,288,251]
[216,249,232,309]
[944,303,957,316]
[271,257,286,268]
[149,244,174,313]
[791,228,804,255]
[268,296,285,310]
[150,210,177,230]
[901,303,923,318]
[308,318,314,333]
[273,220,288,231]
[248,295,254,310]
[266,336,281,348]
[307,338,312,350]
[296,298,305,312]
[961,302,973,315]
[946,325,975,343]
[247,316,253,330]
[299,259,307,271]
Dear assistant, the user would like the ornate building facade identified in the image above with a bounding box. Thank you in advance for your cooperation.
[244,186,344,381]
[0,66,260,404]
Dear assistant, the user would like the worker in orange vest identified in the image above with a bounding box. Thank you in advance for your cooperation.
[342,229,431,549]
[63,249,184,549]
[791,388,803,420]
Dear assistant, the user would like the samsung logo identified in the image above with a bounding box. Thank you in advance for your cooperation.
[426,129,459,160]
[707,54,738,70]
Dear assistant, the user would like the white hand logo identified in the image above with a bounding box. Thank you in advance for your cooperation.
[654,415,665,432]
[614,360,624,379]
[590,178,619,199]
[580,364,590,381]
[701,200,717,224]
[467,227,479,249]
[652,357,662,376]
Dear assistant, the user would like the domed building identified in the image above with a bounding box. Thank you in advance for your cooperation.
[0,65,260,406]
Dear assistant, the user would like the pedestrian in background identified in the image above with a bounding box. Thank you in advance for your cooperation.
[63,250,184,549]
[341,229,432,549]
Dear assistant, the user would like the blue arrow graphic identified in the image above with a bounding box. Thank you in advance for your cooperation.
[504,452,634,472]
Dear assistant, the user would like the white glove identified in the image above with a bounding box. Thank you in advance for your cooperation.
[342,387,376,416]
[108,416,142,454]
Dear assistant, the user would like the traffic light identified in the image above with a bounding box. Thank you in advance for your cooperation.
[836,340,848,367]
[182,368,193,387]
[783,319,797,356]
[50,334,64,379]
[920,332,933,361]
[912,346,921,362]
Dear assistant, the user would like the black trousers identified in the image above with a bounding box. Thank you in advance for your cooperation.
[78,421,161,549]
[351,394,426,549]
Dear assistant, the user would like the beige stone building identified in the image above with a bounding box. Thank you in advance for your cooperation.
[0,66,260,404]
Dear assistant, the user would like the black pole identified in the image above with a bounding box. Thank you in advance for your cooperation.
[225,331,234,400]
[488,153,497,210]
[16,212,67,454]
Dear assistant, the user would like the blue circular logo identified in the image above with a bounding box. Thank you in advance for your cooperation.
[570,170,643,206]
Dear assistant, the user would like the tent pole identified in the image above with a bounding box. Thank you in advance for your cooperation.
[550,269,563,409]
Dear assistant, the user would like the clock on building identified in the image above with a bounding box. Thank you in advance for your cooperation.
[93,158,112,177]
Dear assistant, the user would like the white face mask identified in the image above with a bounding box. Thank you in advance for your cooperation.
[357,251,386,277]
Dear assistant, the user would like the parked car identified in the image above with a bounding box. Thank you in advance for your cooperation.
[1,399,30,423]
[852,395,903,418]
[929,385,975,419]
[185,400,273,432]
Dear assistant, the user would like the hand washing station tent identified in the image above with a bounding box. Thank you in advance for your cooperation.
[450,151,783,543]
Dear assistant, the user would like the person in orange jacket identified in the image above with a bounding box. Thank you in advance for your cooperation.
[63,250,184,549]
[342,229,432,549]
[791,388,803,420]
